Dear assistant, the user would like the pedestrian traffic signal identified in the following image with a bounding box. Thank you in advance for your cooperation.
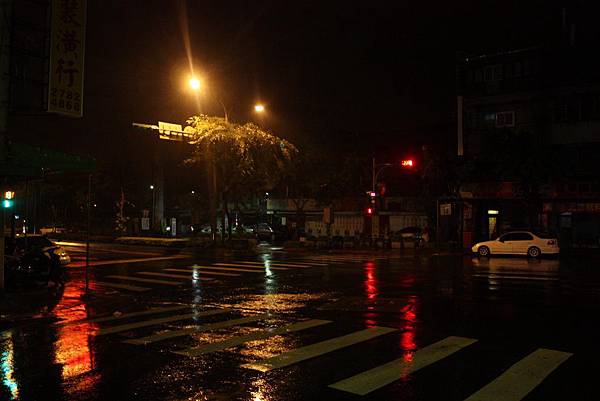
[401,159,414,168]
[365,207,373,216]
[3,190,14,208]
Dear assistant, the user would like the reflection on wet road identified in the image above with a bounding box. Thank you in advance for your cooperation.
[1,252,598,400]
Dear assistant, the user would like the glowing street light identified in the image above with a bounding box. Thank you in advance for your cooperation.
[189,77,201,90]
[254,104,265,113]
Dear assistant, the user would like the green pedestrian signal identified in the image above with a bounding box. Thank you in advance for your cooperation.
[2,199,13,208]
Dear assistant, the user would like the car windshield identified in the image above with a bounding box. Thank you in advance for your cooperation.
[534,232,555,239]
[15,236,54,249]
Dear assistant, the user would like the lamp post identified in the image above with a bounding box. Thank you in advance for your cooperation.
[372,157,393,193]
[150,184,155,231]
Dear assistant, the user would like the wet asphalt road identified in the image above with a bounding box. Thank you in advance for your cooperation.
[1,246,600,401]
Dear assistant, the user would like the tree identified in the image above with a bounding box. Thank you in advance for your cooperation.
[185,115,297,240]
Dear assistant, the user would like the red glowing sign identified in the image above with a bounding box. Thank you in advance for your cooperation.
[401,159,414,167]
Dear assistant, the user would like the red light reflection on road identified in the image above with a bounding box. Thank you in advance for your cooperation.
[364,262,378,300]
[52,284,99,390]
[363,262,379,327]
[400,297,418,364]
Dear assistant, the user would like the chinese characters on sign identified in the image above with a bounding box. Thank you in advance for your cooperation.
[48,0,86,117]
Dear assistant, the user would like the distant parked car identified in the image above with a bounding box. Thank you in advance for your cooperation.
[243,223,274,241]
[39,227,66,235]
[396,226,422,239]
[472,231,559,258]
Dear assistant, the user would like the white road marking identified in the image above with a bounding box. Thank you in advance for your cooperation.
[69,255,188,267]
[192,265,265,273]
[234,261,314,268]
[175,319,332,357]
[123,314,269,345]
[59,305,192,326]
[464,348,572,401]
[137,271,213,281]
[329,336,478,395]
[165,268,240,277]
[241,326,397,372]
[105,275,181,286]
[96,309,229,336]
[212,263,289,271]
[472,274,559,282]
[93,281,151,292]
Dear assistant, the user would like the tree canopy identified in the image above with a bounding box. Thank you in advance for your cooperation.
[185,115,297,208]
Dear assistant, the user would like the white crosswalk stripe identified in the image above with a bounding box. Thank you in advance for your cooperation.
[175,319,331,357]
[212,263,289,270]
[104,275,182,286]
[164,268,240,277]
[329,336,478,395]
[123,314,270,345]
[96,309,229,336]
[464,348,572,401]
[138,271,214,281]
[93,281,151,292]
[241,326,397,372]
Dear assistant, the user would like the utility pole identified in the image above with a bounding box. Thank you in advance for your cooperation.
[0,0,13,293]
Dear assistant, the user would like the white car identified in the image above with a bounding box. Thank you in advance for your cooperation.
[472,231,559,258]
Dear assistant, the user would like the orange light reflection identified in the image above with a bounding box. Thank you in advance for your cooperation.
[52,284,99,389]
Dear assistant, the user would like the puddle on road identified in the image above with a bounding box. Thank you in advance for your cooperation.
[215,293,331,314]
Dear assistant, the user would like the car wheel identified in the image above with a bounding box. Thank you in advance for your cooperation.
[527,246,541,258]
[478,246,490,257]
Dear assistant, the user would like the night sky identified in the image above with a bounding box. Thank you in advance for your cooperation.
[11,0,594,159]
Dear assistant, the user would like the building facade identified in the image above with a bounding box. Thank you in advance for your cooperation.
[456,42,600,249]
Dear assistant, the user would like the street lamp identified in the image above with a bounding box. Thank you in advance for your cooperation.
[150,185,155,231]
[187,75,228,122]
[189,77,201,90]
[372,158,393,192]
[254,104,265,113]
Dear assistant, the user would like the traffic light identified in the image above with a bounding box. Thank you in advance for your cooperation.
[365,207,373,216]
[401,159,414,168]
[2,191,14,208]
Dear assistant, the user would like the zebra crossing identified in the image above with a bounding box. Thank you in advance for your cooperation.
[79,305,573,399]
[91,256,376,293]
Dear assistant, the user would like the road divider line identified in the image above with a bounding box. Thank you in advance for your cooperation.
[124,314,270,345]
[68,255,188,267]
[96,309,229,336]
[241,326,397,372]
[60,305,191,326]
[192,265,265,273]
[175,319,332,357]
[105,275,181,286]
[165,268,240,277]
[329,336,478,395]
[472,274,559,282]
[92,281,151,292]
[137,271,213,281]
[463,348,572,401]
[283,260,331,266]
[212,263,289,271]
[234,261,314,268]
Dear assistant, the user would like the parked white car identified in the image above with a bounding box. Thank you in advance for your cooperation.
[472,231,559,258]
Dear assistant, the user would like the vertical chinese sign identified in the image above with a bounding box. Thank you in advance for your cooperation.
[48,0,86,117]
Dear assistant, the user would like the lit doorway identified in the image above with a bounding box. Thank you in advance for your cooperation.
[488,210,499,239]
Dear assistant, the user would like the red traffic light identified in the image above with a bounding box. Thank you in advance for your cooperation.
[401,159,414,168]
[366,207,373,215]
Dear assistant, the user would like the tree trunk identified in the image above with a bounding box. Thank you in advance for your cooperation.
[206,143,217,243]
[224,192,232,240]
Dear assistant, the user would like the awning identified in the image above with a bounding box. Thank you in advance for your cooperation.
[0,136,96,178]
